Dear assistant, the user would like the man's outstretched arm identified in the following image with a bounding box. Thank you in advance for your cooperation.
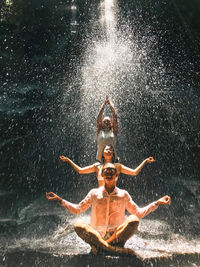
[126,194,171,219]
[46,190,93,214]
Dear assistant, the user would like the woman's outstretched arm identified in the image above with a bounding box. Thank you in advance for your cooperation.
[60,156,97,174]
[120,157,155,176]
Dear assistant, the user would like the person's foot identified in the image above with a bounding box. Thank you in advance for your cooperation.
[91,245,98,255]
[110,241,125,247]
[75,223,137,256]
[88,231,137,256]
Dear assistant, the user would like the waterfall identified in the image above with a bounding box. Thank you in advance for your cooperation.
[1,1,199,265]
[77,0,142,163]
[62,0,174,176]
[100,0,117,36]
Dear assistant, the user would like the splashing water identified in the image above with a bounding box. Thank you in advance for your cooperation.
[57,0,200,263]
[77,0,142,161]
[100,0,117,36]
[0,0,199,266]
[64,0,169,165]
[6,197,200,260]
[1,0,197,265]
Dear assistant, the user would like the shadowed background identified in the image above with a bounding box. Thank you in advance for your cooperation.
[0,1,200,264]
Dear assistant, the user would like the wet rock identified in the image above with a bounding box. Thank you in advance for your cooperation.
[0,219,17,235]
[1,248,200,267]
[17,214,63,238]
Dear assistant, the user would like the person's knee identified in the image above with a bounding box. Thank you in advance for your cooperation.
[127,215,139,229]
[74,219,85,228]
[127,215,139,222]
[74,219,88,233]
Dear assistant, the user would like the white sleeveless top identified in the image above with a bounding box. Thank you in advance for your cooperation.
[96,129,117,162]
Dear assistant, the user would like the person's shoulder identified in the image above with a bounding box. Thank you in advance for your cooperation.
[94,161,101,167]
[88,187,103,195]
[88,187,104,199]
[116,187,129,196]
[88,188,98,193]
[115,162,121,169]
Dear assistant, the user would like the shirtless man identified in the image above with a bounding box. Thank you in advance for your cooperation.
[46,163,171,255]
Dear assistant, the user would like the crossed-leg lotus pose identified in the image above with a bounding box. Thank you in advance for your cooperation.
[46,163,171,255]
[60,145,155,187]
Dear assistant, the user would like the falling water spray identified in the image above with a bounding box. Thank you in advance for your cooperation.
[75,0,165,163]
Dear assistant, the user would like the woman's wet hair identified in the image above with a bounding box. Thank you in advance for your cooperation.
[102,116,111,123]
[101,145,115,163]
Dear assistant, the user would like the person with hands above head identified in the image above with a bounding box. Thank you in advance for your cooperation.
[60,145,155,187]
[46,163,171,256]
[96,94,118,162]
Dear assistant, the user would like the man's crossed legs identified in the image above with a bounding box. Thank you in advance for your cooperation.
[74,215,139,255]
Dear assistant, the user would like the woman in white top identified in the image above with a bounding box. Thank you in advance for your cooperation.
[96,94,118,162]
[60,145,155,187]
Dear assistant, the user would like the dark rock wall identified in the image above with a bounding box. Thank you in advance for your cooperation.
[0,0,199,199]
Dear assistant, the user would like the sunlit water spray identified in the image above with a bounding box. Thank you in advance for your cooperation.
[62,0,169,166]
[77,0,151,164]
[37,0,200,262]
[70,0,78,34]
[0,1,199,265]
[8,197,200,260]
[100,0,117,36]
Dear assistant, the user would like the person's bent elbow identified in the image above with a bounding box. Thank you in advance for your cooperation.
[64,208,81,215]
[78,169,85,174]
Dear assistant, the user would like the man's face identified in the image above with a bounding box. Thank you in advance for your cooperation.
[102,166,117,189]
[102,168,116,180]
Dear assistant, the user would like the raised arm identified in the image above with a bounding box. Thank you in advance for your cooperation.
[126,193,171,219]
[59,156,97,174]
[46,191,93,215]
[107,97,118,136]
[46,192,62,203]
[120,157,155,176]
[96,97,107,134]
[155,195,171,206]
